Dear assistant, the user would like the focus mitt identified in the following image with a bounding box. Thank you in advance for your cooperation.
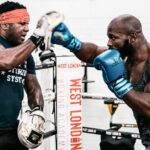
[30,11,64,48]
[17,107,45,149]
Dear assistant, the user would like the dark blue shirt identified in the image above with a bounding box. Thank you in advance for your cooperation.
[0,36,35,127]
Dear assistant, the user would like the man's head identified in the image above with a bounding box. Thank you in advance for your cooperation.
[107,14,142,59]
[0,1,26,14]
[0,1,30,45]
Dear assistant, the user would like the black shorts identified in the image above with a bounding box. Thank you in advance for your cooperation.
[0,126,28,150]
[100,134,136,150]
[133,111,150,147]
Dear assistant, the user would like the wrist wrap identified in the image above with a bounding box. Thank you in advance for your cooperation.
[30,35,44,47]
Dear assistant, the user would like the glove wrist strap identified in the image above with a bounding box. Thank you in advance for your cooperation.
[67,37,82,53]
[32,105,43,111]
[109,78,133,99]
[30,35,44,47]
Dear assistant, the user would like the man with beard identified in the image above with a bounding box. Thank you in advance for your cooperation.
[0,1,64,149]
[50,14,150,149]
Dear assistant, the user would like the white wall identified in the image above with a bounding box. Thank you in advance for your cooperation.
[1,0,150,149]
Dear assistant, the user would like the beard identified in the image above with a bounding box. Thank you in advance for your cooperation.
[118,39,134,59]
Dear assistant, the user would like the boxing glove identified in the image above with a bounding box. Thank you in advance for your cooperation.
[93,49,133,99]
[51,23,82,52]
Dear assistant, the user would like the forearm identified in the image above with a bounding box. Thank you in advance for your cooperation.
[0,39,36,70]
[123,89,150,118]
[27,87,44,111]
[25,74,44,111]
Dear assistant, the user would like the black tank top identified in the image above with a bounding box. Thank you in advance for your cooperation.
[124,58,150,146]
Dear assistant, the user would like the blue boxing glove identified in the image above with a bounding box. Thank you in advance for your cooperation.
[93,49,133,99]
[51,23,82,52]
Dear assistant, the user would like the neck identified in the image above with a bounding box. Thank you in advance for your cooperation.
[128,36,150,64]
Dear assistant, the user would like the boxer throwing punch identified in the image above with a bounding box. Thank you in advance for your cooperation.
[0,1,63,150]
[50,14,150,149]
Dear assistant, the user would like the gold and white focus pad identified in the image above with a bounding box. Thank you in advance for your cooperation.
[35,11,64,50]
[17,110,45,149]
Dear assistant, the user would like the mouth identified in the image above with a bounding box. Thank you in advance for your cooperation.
[109,47,116,50]
[21,35,26,41]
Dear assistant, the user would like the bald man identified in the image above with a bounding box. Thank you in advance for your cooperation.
[50,14,150,149]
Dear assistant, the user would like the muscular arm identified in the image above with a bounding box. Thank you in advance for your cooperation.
[25,73,44,110]
[0,39,36,70]
[123,63,150,118]
[123,88,150,118]
[74,42,108,63]
[51,23,108,63]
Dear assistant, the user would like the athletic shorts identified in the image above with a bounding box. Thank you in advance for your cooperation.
[133,111,150,147]
[0,126,28,150]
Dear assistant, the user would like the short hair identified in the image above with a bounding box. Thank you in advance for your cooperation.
[109,14,142,34]
[0,1,26,14]
[119,14,142,34]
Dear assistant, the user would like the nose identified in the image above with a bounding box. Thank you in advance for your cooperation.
[24,24,29,32]
[107,39,112,48]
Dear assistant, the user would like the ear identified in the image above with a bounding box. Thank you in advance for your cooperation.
[128,32,137,44]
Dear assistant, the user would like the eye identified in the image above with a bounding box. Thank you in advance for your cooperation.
[19,22,25,25]
[19,22,28,26]
[109,35,116,41]
[111,37,116,41]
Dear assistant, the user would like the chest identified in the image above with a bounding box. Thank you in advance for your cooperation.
[127,62,147,85]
